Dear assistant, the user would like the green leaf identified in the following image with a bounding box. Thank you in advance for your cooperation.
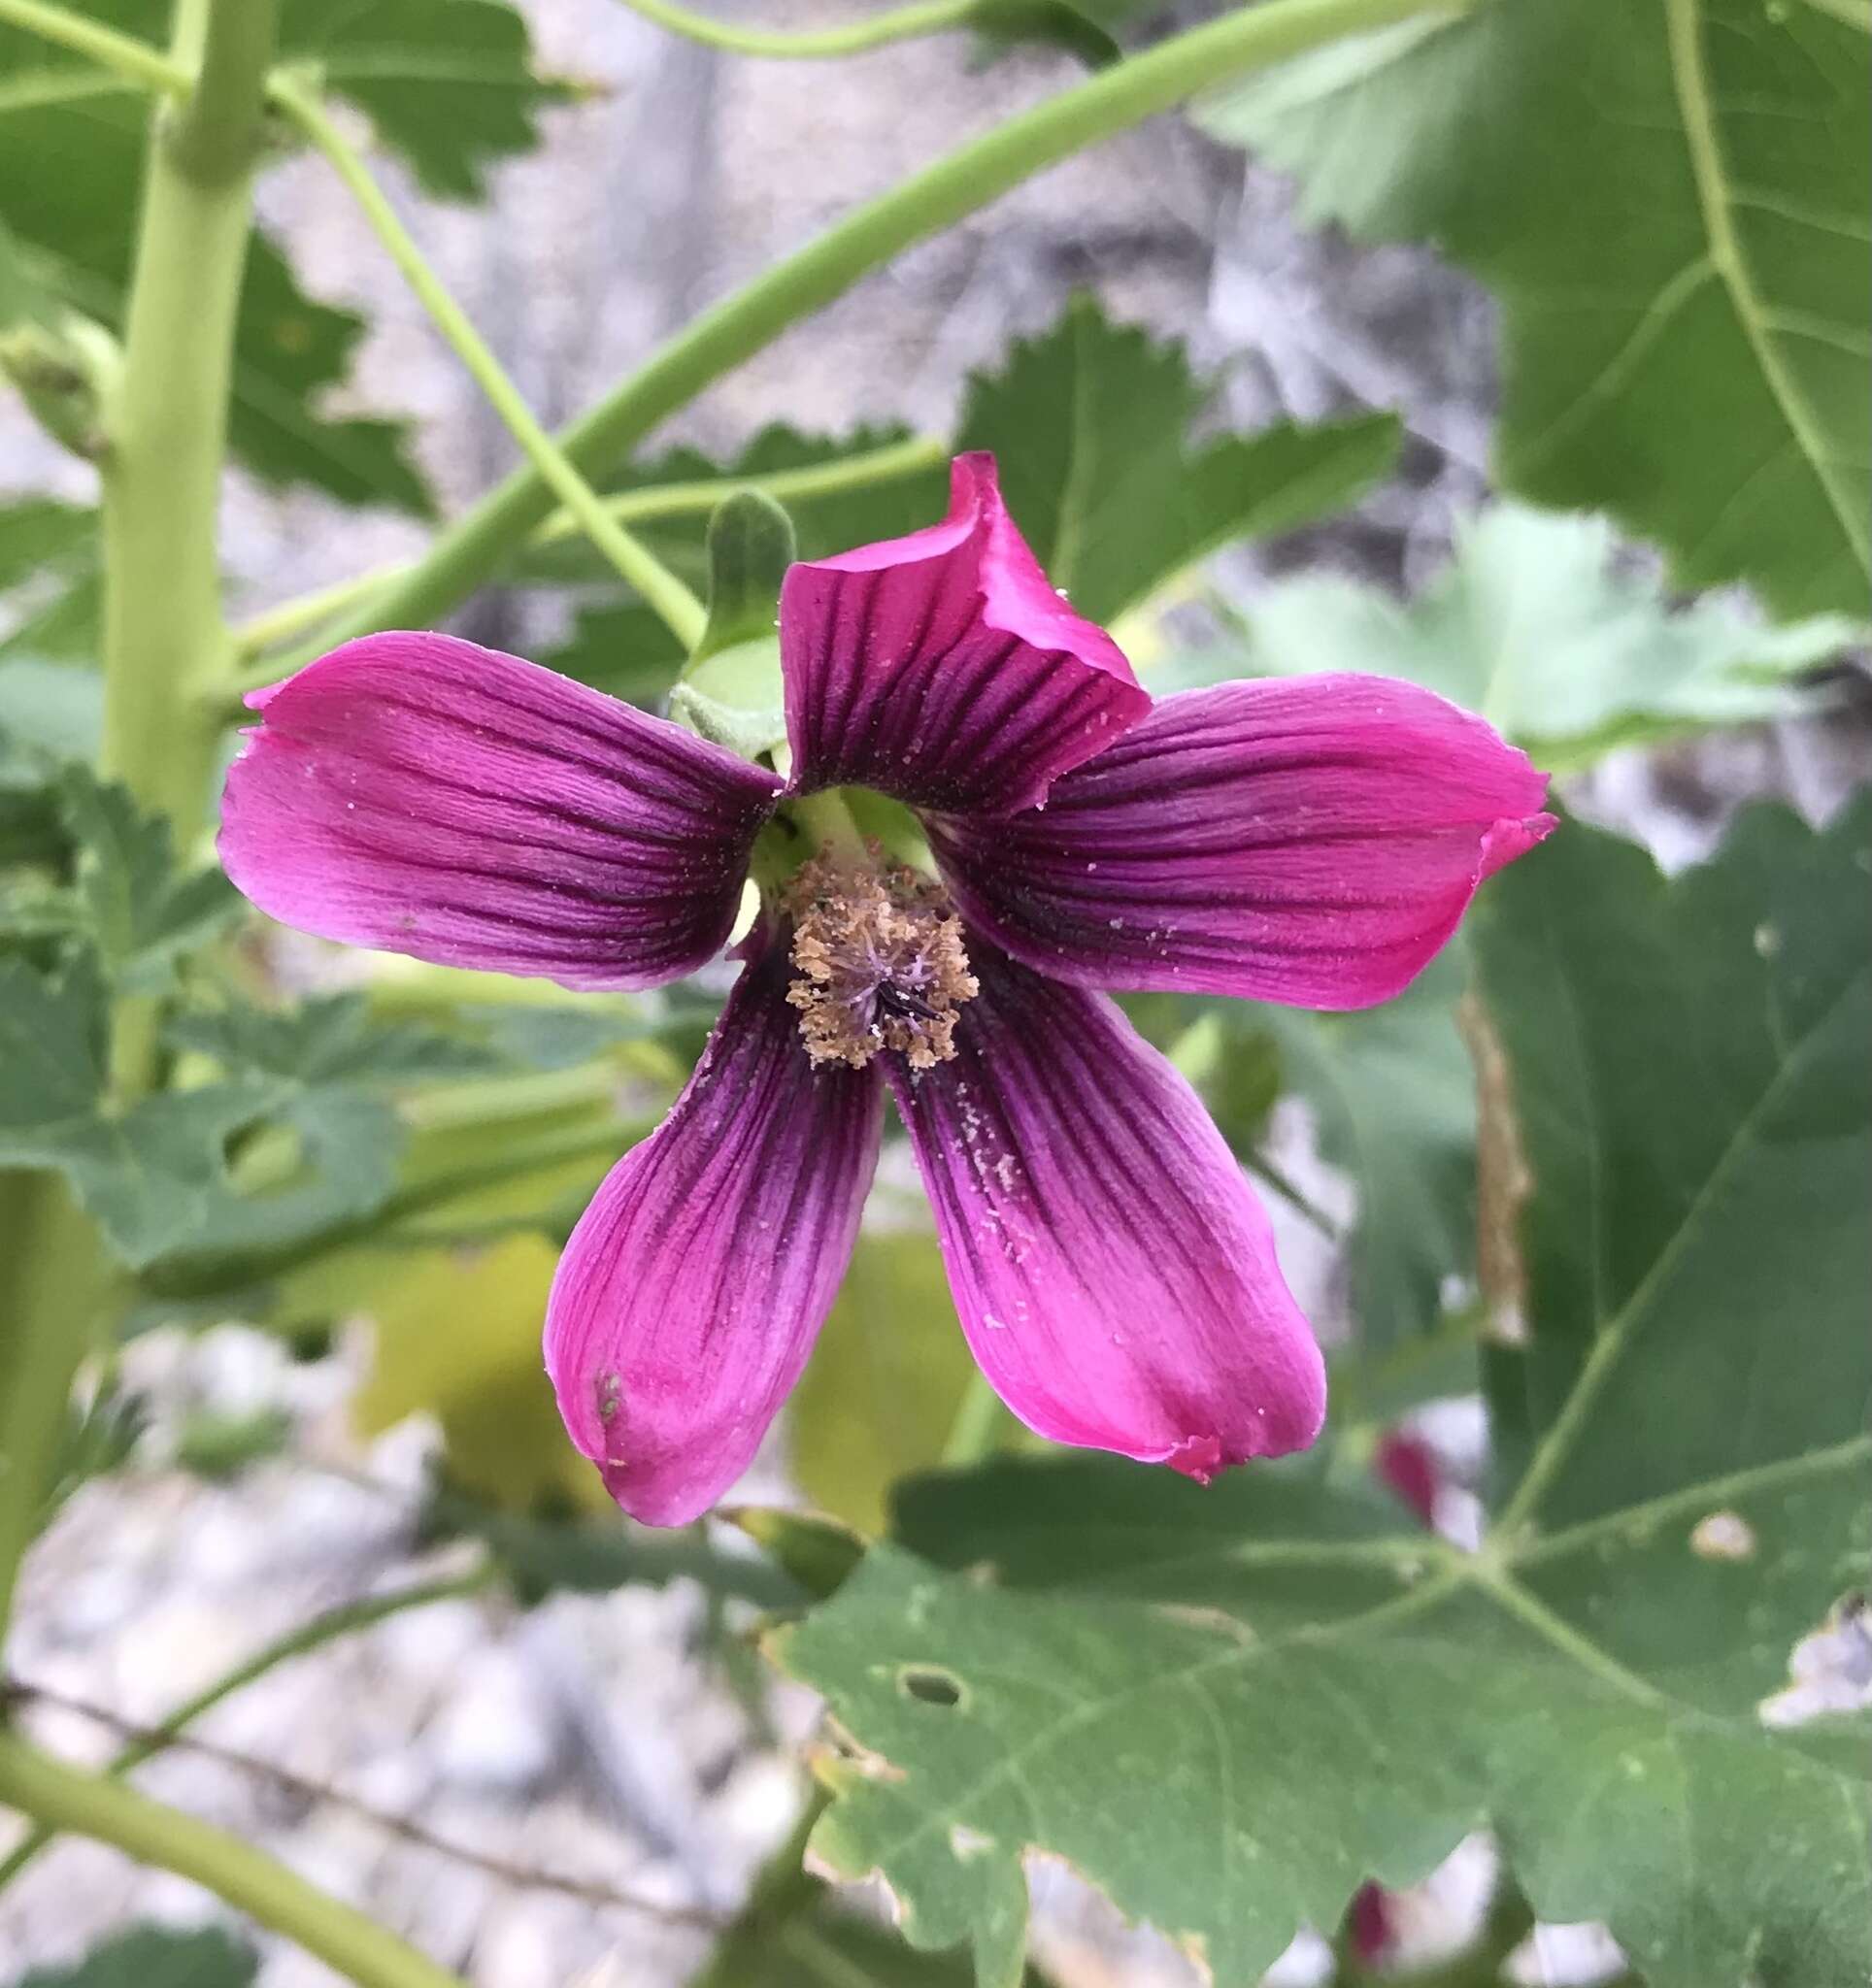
[1196,2,1872,619]
[955,296,1402,625]
[775,799,1872,1988]
[741,1903,1026,1988]
[0,12,429,511]
[1162,503,1862,768]
[153,996,502,1261]
[538,598,686,706]
[171,992,500,1087]
[173,1405,294,1480]
[278,0,568,202]
[0,953,267,1266]
[1472,799,1872,1524]
[17,1925,256,1988]
[0,497,91,595]
[789,1229,983,1534]
[38,1379,146,1527]
[1265,946,1478,1350]
[0,498,98,676]
[59,770,242,992]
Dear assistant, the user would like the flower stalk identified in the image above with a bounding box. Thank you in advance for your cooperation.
[310,0,1474,646]
[268,74,707,652]
[0,1732,472,1988]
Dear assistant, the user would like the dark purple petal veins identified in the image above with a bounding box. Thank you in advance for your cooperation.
[886,941,1325,1476]
[781,452,1150,817]
[219,634,782,990]
[929,673,1554,1008]
[545,933,884,1526]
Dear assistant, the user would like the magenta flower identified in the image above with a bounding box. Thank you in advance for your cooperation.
[220,454,1553,1526]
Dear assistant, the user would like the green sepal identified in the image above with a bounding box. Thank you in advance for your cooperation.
[693,488,796,665]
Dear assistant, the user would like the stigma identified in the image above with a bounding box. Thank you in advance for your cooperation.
[785,853,979,1071]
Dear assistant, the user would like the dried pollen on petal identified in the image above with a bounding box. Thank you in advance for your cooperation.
[784,851,979,1072]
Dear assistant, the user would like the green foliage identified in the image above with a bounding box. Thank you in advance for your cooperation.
[59,770,241,992]
[17,1926,256,1988]
[277,0,568,202]
[539,308,1395,693]
[775,800,1872,1988]
[0,952,255,1266]
[1266,947,1477,1350]
[0,498,98,669]
[1163,502,1862,766]
[956,297,1402,624]
[37,1379,146,1526]
[0,960,510,1271]
[790,1230,983,1534]
[0,2,437,509]
[172,1405,294,1480]
[1197,0,1872,620]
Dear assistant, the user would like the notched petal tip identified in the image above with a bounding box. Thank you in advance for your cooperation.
[1480,808,1559,881]
[1165,1434,1224,1485]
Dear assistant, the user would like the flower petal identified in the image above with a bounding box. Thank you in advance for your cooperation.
[219,633,782,990]
[929,675,1554,1008]
[781,452,1149,815]
[886,943,1325,1475]
[545,934,884,1525]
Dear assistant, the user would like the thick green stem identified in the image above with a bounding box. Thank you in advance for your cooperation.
[318,0,1467,643]
[270,76,706,651]
[0,1733,471,1988]
[0,1176,108,1646]
[0,1568,492,1892]
[939,1370,1011,1466]
[615,0,976,58]
[99,0,279,1094]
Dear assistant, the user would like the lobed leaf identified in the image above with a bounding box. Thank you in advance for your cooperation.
[1197,0,1872,619]
[17,1926,256,1988]
[1161,502,1863,767]
[956,296,1402,626]
[774,797,1872,1988]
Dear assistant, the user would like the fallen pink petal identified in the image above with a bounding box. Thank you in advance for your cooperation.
[219,452,1554,1526]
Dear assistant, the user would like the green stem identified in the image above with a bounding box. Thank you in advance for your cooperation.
[784,787,871,864]
[317,0,1469,643]
[939,1370,1010,1467]
[0,1733,471,1988]
[531,432,948,544]
[0,1568,491,1892]
[0,0,191,94]
[100,0,280,1096]
[0,1176,109,1647]
[269,76,707,652]
[226,433,946,679]
[614,0,975,58]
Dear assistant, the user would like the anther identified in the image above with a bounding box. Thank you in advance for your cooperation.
[785,853,978,1071]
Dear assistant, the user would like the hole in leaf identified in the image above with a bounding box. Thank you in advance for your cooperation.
[896,1664,966,1709]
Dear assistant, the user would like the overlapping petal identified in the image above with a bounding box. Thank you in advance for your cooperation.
[219,634,781,990]
[928,674,1554,1007]
[545,933,885,1525]
[886,942,1325,1475]
[781,452,1149,816]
